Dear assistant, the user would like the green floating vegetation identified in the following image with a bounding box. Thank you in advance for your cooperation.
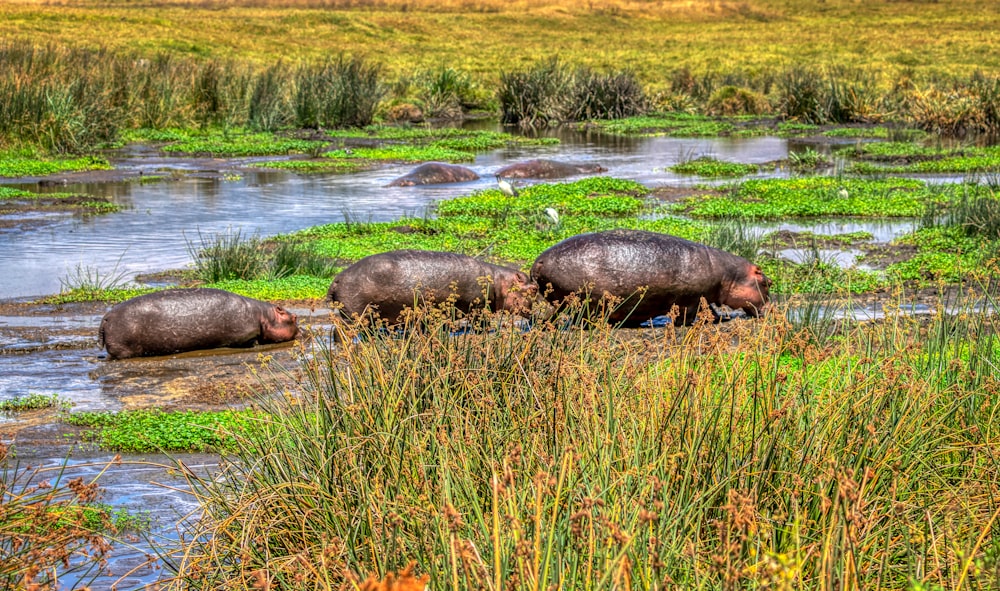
[205,275,332,301]
[0,393,68,413]
[41,286,157,305]
[161,132,325,157]
[680,177,963,219]
[775,121,821,136]
[587,113,736,137]
[286,178,705,266]
[848,156,1000,175]
[322,145,474,163]
[248,159,365,173]
[822,127,928,140]
[0,155,110,178]
[669,156,761,178]
[760,257,884,295]
[65,409,263,452]
[886,226,1000,284]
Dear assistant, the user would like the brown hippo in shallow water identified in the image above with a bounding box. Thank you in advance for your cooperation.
[327,250,537,323]
[530,230,771,327]
[387,162,480,187]
[495,159,607,180]
[98,288,299,359]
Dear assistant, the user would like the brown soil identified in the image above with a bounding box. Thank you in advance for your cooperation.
[649,185,721,204]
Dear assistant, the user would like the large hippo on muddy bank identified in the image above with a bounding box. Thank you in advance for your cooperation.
[387,162,480,187]
[530,230,771,326]
[327,250,538,323]
[98,288,299,359]
[495,159,607,179]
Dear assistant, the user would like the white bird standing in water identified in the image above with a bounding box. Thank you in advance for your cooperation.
[496,175,519,197]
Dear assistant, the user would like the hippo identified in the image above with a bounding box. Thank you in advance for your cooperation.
[387,162,479,187]
[98,288,299,359]
[495,159,607,180]
[530,230,771,327]
[327,250,537,323]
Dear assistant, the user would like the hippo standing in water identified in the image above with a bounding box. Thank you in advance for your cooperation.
[327,250,537,323]
[387,162,479,187]
[99,288,299,359]
[531,230,771,326]
[495,159,607,180]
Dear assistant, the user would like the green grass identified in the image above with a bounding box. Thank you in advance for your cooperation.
[206,275,332,301]
[680,177,961,219]
[0,393,68,413]
[0,155,110,177]
[587,113,737,137]
[158,131,325,157]
[669,156,761,178]
[886,226,1000,283]
[64,409,264,452]
[322,145,475,163]
[249,159,366,173]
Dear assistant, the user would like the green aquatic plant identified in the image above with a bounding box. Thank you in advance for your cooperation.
[248,159,364,173]
[682,177,951,219]
[65,409,264,452]
[322,145,474,163]
[205,275,332,301]
[160,132,325,157]
[0,155,110,178]
[589,113,736,137]
[0,393,69,413]
[669,156,759,178]
[436,176,649,218]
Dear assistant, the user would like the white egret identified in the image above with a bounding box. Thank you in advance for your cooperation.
[544,207,560,226]
[496,174,519,197]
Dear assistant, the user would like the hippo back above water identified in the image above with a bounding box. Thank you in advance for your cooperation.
[495,159,607,180]
[387,162,480,187]
[530,230,771,326]
[327,250,537,323]
[99,288,299,359]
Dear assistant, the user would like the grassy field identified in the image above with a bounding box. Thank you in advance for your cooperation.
[2,0,998,82]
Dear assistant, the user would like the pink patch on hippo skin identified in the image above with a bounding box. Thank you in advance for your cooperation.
[263,306,299,342]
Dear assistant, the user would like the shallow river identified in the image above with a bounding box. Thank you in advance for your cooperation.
[0,124,874,301]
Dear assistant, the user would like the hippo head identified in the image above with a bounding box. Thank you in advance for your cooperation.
[261,305,300,343]
[497,270,539,316]
[722,264,772,317]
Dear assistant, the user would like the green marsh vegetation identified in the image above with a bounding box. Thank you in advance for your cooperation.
[154,296,1000,590]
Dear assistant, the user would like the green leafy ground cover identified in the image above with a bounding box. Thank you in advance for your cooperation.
[65,409,262,452]
[669,156,762,178]
[679,177,965,219]
[0,155,110,177]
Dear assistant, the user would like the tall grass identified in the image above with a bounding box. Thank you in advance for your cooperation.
[163,300,1000,590]
[0,443,117,590]
[293,55,385,129]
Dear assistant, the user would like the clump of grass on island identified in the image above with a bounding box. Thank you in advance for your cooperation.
[65,409,263,453]
[678,177,976,219]
[0,154,110,178]
[160,297,1000,590]
[0,393,68,413]
[669,156,761,178]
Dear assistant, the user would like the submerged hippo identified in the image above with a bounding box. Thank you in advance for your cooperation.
[99,288,299,359]
[387,162,479,187]
[530,230,771,326]
[495,159,607,180]
[327,250,537,323]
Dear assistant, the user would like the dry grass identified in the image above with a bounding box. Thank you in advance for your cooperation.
[2,0,998,83]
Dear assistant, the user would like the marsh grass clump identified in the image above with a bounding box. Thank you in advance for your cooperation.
[703,215,764,260]
[0,442,118,590]
[293,55,385,129]
[187,228,270,283]
[163,298,1000,590]
[498,57,572,128]
[929,191,1000,240]
[565,67,648,121]
[706,85,769,116]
